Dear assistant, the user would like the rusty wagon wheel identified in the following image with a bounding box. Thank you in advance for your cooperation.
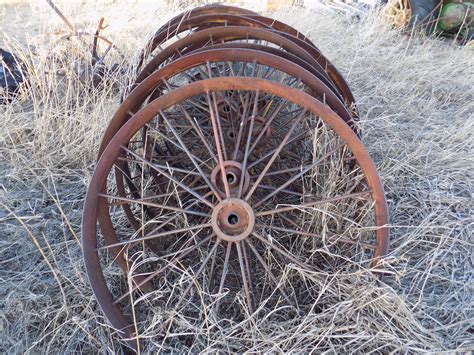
[82,77,389,351]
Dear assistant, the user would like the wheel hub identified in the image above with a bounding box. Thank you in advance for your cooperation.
[211,198,255,242]
[210,160,250,197]
[216,97,238,120]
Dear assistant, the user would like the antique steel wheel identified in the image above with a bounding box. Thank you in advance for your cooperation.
[83,78,388,351]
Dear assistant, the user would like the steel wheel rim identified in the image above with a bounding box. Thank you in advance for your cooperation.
[134,11,355,110]
[133,26,340,96]
[83,77,388,351]
[135,4,259,69]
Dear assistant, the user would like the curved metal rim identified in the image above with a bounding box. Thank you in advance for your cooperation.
[82,77,389,351]
[247,14,311,43]
[178,35,356,116]
[156,4,258,29]
[136,4,259,68]
[162,45,357,125]
[143,12,318,59]
[138,6,315,64]
[184,42,335,97]
[133,14,354,109]
[133,26,337,95]
[140,13,273,56]
[173,25,357,110]
[268,28,357,109]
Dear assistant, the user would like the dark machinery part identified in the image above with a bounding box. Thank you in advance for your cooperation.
[384,0,473,43]
[0,49,24,104]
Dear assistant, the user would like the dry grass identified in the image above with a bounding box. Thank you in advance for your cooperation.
[1,1,473,353]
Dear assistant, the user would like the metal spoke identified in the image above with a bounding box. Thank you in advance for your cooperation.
[248,120,320,170]
[206,91,231,198]
[264,163,325,177]
[145,123,212,170]
[245,109,307,200]
[257,191,372,217]
[242,240,255,303]
[238,90,260,197]
[98,223,212,250]
[245,239,295,307]
[114,233,215,304]
[159,110,223,201]
[231,63,258,159]
[162,79,219,164]
[253,143,346,208]
[211,92,229,161]
[141,191,213,245]
[231,90,252,160]
[213,241,232,315]
[255,184,306,197]
[100,193,210,217]
[253,107,305,147]
[117,156,202,176]
[251,232,314,271]
[236,241,254,314]
[247,99,286,156]
[173,238,222,309]
[256,224,375,249]
[117,184,209,201]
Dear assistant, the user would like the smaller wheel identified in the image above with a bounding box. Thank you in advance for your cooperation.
[384,0,440,33]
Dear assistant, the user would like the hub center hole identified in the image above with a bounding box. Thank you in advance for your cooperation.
[226,172,237,184]
[222,104,231,113]
[228,213,239,225]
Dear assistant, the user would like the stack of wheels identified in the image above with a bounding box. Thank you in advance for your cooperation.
[82,4,389,351]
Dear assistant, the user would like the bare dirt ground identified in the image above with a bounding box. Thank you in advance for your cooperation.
[1,0,473,353]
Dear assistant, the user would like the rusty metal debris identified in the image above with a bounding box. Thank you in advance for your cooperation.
[46,0,122,87]
[82,4,390,351]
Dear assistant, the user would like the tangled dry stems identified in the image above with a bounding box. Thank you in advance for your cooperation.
[1,1,473,353]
